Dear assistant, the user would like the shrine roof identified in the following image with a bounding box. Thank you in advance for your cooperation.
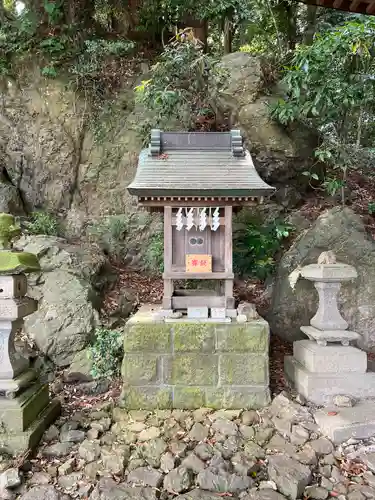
[127,130,274,199]
[296,0,375,15]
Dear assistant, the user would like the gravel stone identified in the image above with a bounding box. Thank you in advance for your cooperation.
[127,467,163,488]
[310,438,334,456]
[197,469,253,493]
[78,440,101,462]
[42,443,75,458]
[188,423,209,441]
[212,419,237,436]
[138,427,161,442]
[268,455,312,500]
[160,452,176,473]
[305,486,329,500]
[195,443,215,461]
[164,467,193,494]
[241,410,260,426]
[0,469,21,489]
[59,430,86,443]
[142,438,168,468]
[181,454,206,474]
[333,395,355,407]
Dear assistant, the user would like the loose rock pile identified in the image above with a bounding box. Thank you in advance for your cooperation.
[2,392,375,500]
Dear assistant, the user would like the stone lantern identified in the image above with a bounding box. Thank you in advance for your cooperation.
[0,213,60,455]
[285,251,375,405]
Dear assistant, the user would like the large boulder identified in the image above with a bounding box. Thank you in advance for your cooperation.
[14,235,105,366]
[219,52,316,185]
[267,207,375,350]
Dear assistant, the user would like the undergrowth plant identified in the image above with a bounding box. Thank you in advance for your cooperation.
[233,212,293,279]
[89,327,123,378]
[144,231,164,274]
[88,215,129,260]
[27,211,60,236]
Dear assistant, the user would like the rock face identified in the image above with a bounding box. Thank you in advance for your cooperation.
[15,235,105,366]
[0,180,24,214]
[219,52,316,186]
[267,207,375,350]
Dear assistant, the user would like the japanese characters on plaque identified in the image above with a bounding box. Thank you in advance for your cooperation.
[176,208,220,232]
[186,254,212,273]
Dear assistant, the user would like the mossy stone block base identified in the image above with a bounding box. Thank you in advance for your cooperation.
[121,305,270,410]
[0,398,61,456]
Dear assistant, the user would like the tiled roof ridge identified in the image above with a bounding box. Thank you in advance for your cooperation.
[149,129,245,157]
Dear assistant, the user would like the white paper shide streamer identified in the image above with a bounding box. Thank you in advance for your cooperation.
[177,208,221,231]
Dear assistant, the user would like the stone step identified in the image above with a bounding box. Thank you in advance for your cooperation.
[314,401,375,443]
[284,355,375,405]
[293,340,367,374]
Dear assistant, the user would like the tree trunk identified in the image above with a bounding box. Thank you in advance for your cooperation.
[223,15,232,54]
[303,5,318,45]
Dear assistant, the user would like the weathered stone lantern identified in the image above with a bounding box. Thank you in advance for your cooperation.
[285,251,375,405]
[121,130,275,410]
[0,213,60,455]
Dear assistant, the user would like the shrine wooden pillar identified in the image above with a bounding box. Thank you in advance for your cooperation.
[224,206,235,309]
[163,206,173,309]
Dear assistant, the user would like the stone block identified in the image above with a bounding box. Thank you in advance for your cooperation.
[173,387,205,409]
[314,402,375,443]
[293,340,367,373]
[0,383,50,432]
[211,308,226,319]
[219,354,268,385]
[120,386,172,410]
[164,354,218,385]
[0,275,27,298]
[0,398,61,456]
[226,309,237,318]
[216,320,269,353]
[206,387,270,410]
[187,307,209,319]
[124,324,171,353]
[284,356,375,405]
[173,324,215,352]
[121,355,161,385]
[127,305,164,324]
[0,297,37,320]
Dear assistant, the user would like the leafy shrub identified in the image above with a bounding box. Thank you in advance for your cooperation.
[144,231,164,274]
[233,213,293,279]
[71,38,135,97]
[89,327,123,378]
[27,212,59,236]
[134,31,228,138]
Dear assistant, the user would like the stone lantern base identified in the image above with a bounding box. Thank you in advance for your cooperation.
[0,392,60,455]
[284,340,375,405]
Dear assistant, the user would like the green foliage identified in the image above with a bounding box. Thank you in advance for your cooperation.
[368,202,375,215]
[89,327,123,378]
[233,212,293,279]
[144,231,164,274]
[271,17,375,172]
[135,32,228,137]
[88,215,130,260]
[27,211,60,236]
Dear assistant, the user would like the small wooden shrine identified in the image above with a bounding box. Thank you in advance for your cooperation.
[128,130,274,319]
